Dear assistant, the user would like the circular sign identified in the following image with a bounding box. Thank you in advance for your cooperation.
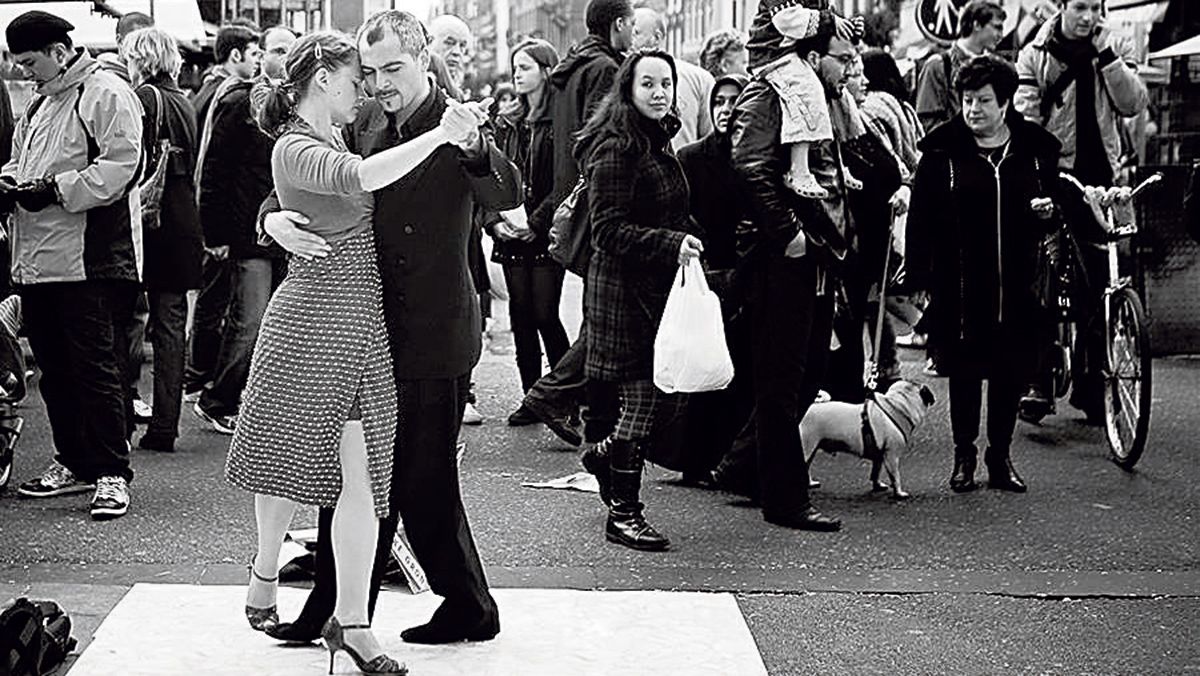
[915,0,972,46]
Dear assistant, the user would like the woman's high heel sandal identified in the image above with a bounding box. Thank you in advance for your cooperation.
[245,559,279,631]
[323,618,407,676]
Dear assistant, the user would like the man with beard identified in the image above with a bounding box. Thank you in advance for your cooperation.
[726,32,857,532]
[260,10,520,645]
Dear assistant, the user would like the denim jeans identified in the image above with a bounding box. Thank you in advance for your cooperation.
[147,290,188,439]
[20,280,137,482]
[199,257,285,417]
[184,253,231,392]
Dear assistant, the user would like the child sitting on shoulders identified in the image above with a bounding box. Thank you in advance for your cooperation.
[747,0,864,198]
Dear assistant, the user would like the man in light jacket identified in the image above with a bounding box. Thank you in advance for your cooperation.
[3,11,143,520]
[1013,0,1147,422]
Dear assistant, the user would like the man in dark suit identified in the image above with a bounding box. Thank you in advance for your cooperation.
[259,10,521,644]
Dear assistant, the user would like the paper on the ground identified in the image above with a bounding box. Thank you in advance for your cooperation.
[521,471,599,493]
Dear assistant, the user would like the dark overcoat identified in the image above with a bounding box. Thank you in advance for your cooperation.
[135,77,203,291]
[346,84,522,379]
[905,113,1062,379]
[584,118,696,383]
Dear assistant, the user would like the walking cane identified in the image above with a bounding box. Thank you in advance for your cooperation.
[865,206,898,393]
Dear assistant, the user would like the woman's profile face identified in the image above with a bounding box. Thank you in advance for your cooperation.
[511,50,545,95]
[326,57,365,125]
[631,56,674,121]
[844,56,868,105]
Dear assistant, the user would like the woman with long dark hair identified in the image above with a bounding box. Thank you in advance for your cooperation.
[487,39,572,425]
[576,50,704,552]
[225,30,478,675]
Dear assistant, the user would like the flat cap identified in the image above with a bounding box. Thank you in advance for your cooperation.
[6,11,75,55]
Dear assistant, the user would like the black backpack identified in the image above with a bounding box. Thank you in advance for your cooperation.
[0,598,76,676]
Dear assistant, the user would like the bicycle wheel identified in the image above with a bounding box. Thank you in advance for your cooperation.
[1103,286,1151,470]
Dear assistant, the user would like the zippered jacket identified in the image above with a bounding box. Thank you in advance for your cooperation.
[1014,15,1147,180]
[905,113,1061,378]
[3,49,143,285]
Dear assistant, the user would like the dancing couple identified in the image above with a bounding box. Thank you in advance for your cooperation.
[226,11,522,675]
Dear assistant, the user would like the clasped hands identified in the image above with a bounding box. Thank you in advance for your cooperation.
[492,205,535,242]
[439,97,494,149]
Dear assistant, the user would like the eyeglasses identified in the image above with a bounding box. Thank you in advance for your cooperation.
[829,52,857,66]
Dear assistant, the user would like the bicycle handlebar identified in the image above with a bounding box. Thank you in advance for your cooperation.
[1058,172,1164,200]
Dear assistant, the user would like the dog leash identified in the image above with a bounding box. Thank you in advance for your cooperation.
[865,205,898,392]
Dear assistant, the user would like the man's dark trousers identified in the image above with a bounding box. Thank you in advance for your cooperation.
[184,253,230,391]
[298,373,496,627]
[752,254,833,518]
[523,310,619,444]
[20,280,136,482]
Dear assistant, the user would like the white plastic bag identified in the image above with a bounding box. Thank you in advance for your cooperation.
[653,258,734,393]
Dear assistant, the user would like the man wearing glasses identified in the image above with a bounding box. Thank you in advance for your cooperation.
[724,33,857,532]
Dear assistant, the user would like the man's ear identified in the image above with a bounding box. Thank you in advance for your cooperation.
[418,48,431,72]
[805,50,821,69]
[230,48,244,65]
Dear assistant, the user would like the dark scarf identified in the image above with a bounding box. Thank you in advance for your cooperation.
[1047,22,1111,186]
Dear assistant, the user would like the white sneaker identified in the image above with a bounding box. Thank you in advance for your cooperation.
[90,476,130,520]
[462,402,483,426]
[132,398,153,422]
[17,460,94,498]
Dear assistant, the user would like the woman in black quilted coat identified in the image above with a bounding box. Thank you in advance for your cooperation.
[576,51,704,552]
[487,39,572,420]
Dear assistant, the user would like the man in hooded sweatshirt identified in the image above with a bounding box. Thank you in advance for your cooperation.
[517,0,635,449]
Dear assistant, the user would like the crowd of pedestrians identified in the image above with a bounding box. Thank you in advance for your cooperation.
[0,0,1150,670]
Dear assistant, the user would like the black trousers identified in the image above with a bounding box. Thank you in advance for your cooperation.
[146,290,189,439]
[20,280,137,482]
[751,255,833,518]
[503,262,570,392]
[522,318,619,443]
[298,373,496,625]
[949,373,1024,457]
[183,253,230,392]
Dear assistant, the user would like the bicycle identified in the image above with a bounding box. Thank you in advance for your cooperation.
[1040,172,1162,470]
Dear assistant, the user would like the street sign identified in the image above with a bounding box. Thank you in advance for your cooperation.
[915,0,971,46]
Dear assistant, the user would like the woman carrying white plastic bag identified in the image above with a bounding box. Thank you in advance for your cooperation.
[653,258,734,393]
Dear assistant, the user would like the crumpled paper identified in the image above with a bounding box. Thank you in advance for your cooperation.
[521,471,599,493]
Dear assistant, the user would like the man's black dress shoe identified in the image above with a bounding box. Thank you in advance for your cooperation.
[506,406,539,427]
[400,614,499,644]
[265,616,325,644]
[763,506,842,532]
[523,398,582,447]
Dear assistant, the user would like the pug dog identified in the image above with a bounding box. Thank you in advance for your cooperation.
[800,380,936,499]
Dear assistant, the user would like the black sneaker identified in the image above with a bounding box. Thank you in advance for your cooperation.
[17,461,94,498]
[90,476,130,520]
[193,402,236,435]
[523,398,582,447]
[138,433,175,453]
[506,406,539,427]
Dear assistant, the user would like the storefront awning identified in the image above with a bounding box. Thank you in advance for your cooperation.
[0,0,206,52]
[1149,33,1200,61]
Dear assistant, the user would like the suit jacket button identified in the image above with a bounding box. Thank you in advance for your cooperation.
[404,225,414,234]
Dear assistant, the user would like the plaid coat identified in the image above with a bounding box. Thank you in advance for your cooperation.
[584,122,695,382]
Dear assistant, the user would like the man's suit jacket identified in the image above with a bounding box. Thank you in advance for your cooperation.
[346,85,522,380]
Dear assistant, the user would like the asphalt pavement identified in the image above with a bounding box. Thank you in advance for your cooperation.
[1,279,1197,675]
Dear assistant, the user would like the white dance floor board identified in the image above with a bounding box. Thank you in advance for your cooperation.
[69,584,769,676]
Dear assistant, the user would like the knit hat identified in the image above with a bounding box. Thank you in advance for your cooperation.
[6,11,74,55]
